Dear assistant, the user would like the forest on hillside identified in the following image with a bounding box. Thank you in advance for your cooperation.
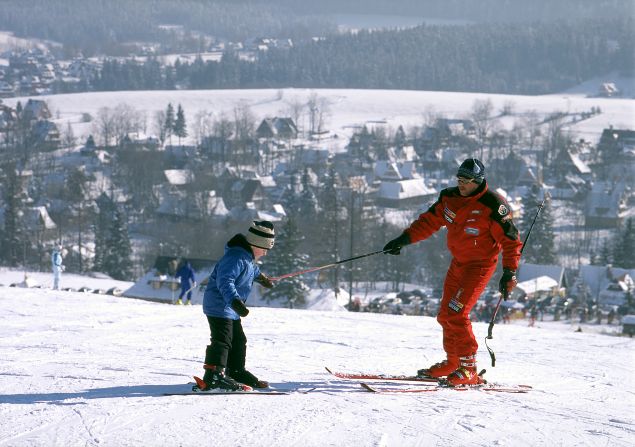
[90,17,634,95]
[0,0,632,56]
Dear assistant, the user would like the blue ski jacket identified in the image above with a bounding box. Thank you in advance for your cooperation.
[203,234,260,320]
[176,262,195,288]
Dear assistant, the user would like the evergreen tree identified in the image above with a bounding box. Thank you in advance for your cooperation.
[520,185,557,264]
[265,217,310,308]
[612,218,635,269]
[93,198,115,273]
[164,103,175,145]
[102,208,133,280]
[317,165,341,289]
[85,134,96,149]
[598,239,613,266]
[0,166,25,266]
[174,103,188,145]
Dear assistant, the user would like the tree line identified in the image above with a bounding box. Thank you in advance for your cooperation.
[87,17,634,95]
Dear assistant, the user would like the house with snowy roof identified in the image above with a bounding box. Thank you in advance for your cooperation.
[584,180,629,229]
[517,263,568,289]
[578,265,635,308]
[376,178,437,208]
[256,117,298,139]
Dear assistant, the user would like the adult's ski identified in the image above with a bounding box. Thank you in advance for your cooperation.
[360,382,532,394]
[325,366,439,383]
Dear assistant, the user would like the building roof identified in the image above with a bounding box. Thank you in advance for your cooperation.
[378,179,436,200]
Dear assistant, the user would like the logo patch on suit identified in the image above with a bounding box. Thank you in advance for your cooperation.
[444,207,456,218]
[448,289,464,312]
[471,210,481,214]
[498,204,509,216]
[465,227,479,235]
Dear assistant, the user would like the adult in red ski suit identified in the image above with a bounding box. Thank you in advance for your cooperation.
[383,159,522,386]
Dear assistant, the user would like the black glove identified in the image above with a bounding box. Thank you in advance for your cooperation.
[255,273,274,289]
[383,233,411,255]
[231,298,249,317]
[499,269,517,300]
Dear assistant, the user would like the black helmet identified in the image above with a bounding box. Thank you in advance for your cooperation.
[457,158,485,183]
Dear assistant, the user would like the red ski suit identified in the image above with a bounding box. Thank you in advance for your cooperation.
[404,180,522,358]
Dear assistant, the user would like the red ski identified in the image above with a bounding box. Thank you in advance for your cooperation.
[360,382,532,394]
[325,367,439,383]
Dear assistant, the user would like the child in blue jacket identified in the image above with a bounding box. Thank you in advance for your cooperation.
[175,259,196,305]
[194,220,275,392]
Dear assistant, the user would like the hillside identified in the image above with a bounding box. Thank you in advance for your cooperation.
[4,85,634,148]
[1,283,633,446]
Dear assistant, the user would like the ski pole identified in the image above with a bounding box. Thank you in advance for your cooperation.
[270,249,389,282]
[485,197,546,367]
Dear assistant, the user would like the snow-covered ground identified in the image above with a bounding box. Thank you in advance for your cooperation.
[3,85,634,149]
[1,270,633,447]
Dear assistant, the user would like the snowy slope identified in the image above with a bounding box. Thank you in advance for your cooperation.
[3,86,634,148]
[1,284,633,447]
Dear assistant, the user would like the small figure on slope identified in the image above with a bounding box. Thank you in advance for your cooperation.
[193,220,275,392]
[383,158,523,386]
[174,259,196,305]
[51,244,64,290]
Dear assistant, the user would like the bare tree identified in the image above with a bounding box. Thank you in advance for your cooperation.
[192,109,215,145]
[285,97,305,135]
[112,103,142,145]
[153,110,167,146]
[212,113,234,168]
[307,92,319,135]
[522,110,541,152]
[469,98,494,161]
[62,121,76,150]
[92,107,116,148]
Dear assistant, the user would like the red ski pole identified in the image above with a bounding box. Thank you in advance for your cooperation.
[269,249,388,282]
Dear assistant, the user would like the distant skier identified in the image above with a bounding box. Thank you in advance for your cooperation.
[383,158,523,386]
[174,259,196,305]
[193,220,275,392]
[51,245,64,290]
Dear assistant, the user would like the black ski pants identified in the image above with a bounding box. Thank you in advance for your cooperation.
[205,316,247,371]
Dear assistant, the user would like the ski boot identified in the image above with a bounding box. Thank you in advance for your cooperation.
[417,356,459,378]
[444,354,484,386]
[193,365,251,392]
[175,298,183,305]
[227,368,269,388]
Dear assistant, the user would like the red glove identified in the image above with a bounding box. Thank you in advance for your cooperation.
[499,269,517,300]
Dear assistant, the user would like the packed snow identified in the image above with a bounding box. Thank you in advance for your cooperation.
[1,270,633,447]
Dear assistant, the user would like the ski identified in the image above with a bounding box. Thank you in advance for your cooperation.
[163,390,289,396]
[360,382,532,394]
[361,383,437,393]
[325,366,439,383]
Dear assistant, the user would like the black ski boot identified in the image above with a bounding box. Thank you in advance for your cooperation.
[193,365,246,392]
[227,368,269,388]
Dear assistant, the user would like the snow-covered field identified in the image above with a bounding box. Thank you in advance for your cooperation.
[3,85,634,149]
[1,272,633,447]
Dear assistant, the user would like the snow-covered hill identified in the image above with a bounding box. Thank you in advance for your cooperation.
[4,86,634,149]
[1,284,633,446]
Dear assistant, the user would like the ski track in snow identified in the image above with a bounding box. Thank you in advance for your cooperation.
[1,287,634,446]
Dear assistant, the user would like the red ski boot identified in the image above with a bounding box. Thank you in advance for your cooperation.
[445,354,484,386]
[417,356,459,378]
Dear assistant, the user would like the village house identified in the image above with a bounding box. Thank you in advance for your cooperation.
[256,117,298,140]
[584,180,630,229]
